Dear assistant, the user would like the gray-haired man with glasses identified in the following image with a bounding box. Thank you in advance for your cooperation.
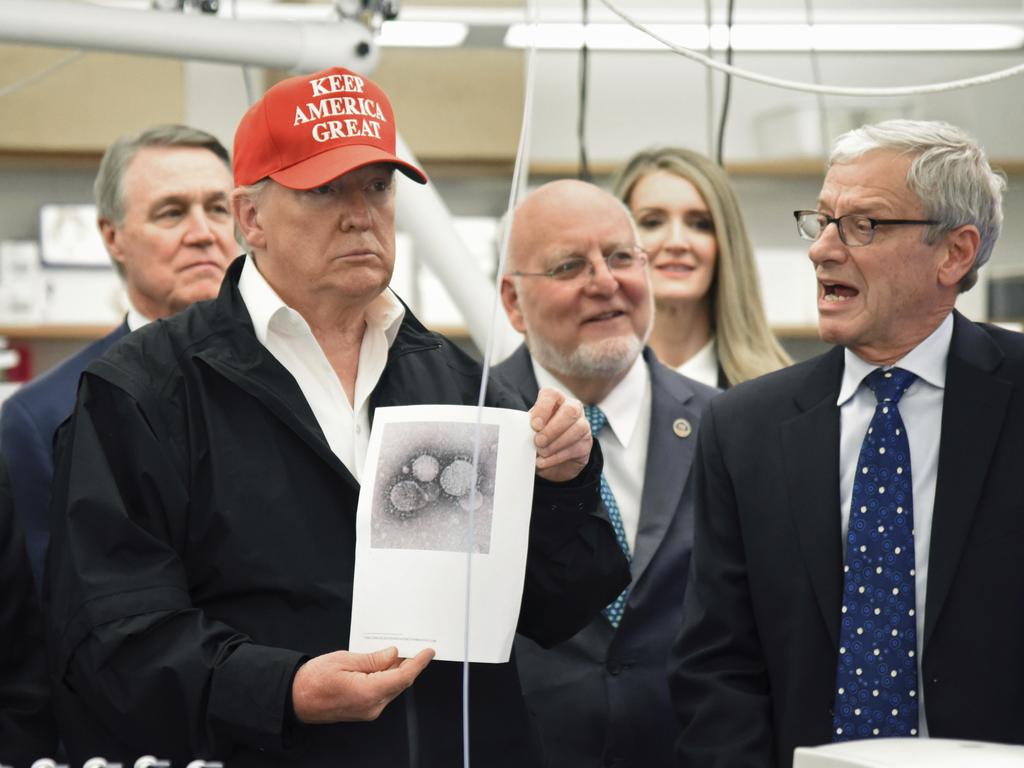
[671,119,1024,768]
[495,179,718,768]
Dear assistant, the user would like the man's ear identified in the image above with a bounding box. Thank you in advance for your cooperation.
[99,218,126,268]
[500,275,528,334]
[232,190,266,250]
[937,224,981,288]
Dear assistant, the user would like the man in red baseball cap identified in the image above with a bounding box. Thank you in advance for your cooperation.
[46,66,628,766]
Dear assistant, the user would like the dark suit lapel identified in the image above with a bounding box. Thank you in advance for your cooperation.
[491,344,541,404]
[924,313,1010,648]
[780,346,845,646]
[632,353,700,588]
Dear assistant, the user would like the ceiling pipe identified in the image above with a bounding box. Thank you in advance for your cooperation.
[0,0,378,73]
[395,136,521,360]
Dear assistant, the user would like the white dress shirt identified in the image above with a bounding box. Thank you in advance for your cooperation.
[676,337,719,388]
[837,312,953,737]
[238,255,405,481]
[126,305,152,332]
[532,355,652,553]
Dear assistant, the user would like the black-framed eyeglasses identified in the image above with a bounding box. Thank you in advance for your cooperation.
[793,210,939,247]
[511,245,648,282]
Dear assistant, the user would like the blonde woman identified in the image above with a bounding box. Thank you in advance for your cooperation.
[613,147,791,387]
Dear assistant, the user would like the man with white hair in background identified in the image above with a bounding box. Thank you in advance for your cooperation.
[496,179,717,767]
[671,119,1024,768]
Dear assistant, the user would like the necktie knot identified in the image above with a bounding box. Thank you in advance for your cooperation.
[584,404,608,437]
[865,367,917,406]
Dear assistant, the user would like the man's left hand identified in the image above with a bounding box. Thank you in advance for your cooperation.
[530,387,592,483]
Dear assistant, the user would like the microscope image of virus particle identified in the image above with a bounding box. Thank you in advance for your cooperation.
[411,454,440,482]
[439,458,475,497]
[388,480,430,519]
[372,421,499,553]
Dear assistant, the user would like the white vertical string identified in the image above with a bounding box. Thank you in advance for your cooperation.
[461,0,539,763]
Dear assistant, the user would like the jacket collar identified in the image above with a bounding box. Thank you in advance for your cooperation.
[631,347,704,590]
[925,310,1009,647]
[782,346,846,645]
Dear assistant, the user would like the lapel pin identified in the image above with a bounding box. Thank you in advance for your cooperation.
[673,418,692,438]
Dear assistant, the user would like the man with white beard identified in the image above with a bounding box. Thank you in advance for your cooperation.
[495,179,718,768]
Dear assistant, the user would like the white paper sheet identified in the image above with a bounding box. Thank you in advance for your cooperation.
[348,404,536,663]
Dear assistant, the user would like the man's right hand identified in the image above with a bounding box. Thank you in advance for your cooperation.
[291,646,434,723]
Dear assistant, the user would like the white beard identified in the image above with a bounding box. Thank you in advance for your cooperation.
[525,326,644,380]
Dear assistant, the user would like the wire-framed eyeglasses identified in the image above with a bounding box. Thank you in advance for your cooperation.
[511,245,647,282]
[793,210,939,247]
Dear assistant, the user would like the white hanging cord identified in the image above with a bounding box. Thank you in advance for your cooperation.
[598,0,1024,97]
[230,0,255,105]
[461,0,540,764]
[703,0,714,157]
[0,50,85,98]
[802,0,830,158]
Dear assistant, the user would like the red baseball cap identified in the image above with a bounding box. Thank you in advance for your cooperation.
[233,66,427,189]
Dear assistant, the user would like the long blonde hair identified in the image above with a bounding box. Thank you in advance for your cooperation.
[612,147,791,385]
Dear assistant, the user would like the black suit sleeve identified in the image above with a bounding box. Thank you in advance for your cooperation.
[0,393,52,591]
[518,442,630,647]
[0,458,59,765]
[669,400,775,768]
[46,374,305,762]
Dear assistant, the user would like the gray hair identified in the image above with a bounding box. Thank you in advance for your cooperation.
[829,119,1005,292]
[94,124,231,225]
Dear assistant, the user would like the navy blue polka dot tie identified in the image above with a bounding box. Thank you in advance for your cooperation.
[833,367,920,741]
[584,404,631,628]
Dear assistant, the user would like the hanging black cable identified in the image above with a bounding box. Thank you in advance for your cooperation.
[714,0,736,166]
[577,0,593,181]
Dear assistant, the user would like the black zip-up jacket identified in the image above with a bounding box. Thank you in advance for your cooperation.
[45,257,629,766]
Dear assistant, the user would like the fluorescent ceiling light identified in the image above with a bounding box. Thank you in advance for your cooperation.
[77,1,1024,52]
[377,20,468,48]
[504,23,1024,52]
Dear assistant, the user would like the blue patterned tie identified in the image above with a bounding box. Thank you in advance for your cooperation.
[833,367,920,741]
[583,404,631,628]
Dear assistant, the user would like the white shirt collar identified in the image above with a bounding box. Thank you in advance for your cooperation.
[125,301,152,332]
[531,352,650,448]
[676,337,719,388]
[837,312,953,406]
[238,254,405,347]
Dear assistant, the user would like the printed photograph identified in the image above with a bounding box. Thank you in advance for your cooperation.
[371,421,499,553]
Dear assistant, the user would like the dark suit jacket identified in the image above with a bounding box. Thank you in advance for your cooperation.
[0,458,59,764]
[671,312,1024,768]
[0,322,129,589]
[495,344,718,768]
